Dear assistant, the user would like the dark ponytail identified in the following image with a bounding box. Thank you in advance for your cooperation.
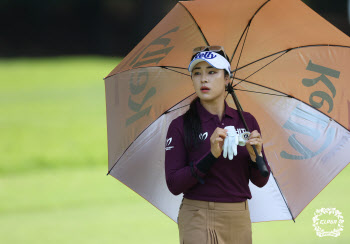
[183,96,203,153]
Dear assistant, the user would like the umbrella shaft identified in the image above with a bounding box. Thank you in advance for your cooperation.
[228,87,268,177]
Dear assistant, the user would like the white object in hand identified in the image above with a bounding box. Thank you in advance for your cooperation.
[223,126,239,160]
[238,131,251,146]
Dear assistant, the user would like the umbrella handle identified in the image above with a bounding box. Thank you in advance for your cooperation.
[252,144,269,177]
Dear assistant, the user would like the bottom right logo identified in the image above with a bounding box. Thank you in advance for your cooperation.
[313,208,344,237]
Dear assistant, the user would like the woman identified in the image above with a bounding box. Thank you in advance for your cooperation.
[165,46,271,244]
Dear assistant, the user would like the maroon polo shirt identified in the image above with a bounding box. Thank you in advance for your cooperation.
[164,99,271,202]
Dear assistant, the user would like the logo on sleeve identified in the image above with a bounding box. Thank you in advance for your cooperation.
[199,132,208,140]
[165,137,174,151]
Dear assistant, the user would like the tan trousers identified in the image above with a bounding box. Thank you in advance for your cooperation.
[178,198,252,244]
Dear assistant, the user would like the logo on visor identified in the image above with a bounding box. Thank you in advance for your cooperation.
[165,137,174,151]
[194,52,217,60]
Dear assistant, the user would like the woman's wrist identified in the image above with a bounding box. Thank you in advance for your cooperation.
[211,149,220,158]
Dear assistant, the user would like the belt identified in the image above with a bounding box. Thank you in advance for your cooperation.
[182,197,247,211]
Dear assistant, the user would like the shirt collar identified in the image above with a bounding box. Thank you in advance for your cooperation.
[195,98,236,122]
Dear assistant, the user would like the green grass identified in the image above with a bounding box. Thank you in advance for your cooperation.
[0,57,348,243]
[0,56,120,174]
[0,166,178,244]
[0,165,348,244]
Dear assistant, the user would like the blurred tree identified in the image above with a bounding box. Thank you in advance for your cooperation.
[0,0,348,57]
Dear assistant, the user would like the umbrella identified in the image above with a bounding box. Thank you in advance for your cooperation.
[104,0,350,223]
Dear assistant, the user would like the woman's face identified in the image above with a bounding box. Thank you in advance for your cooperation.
[191,61,229,102]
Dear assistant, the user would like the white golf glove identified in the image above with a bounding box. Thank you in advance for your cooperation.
[223,127,252,160]
[223,126,239,160]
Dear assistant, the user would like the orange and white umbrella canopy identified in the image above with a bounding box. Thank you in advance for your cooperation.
[104,0,350,223]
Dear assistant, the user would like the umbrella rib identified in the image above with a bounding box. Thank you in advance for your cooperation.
[230,24,249,63]
[271,171,296,222]
[107,92,196,175]
[233,50,290,88]
[179,2,210,45]
[230,0,274,91]
[161,66,190,76]
[233,88,289,97]
[162,66,187,70]
[233,77,293,97]
[105,66,188,79]
[232,23,251,81]
[230,0,271,63]
[232,77,350,132]
[232,44,350,74]
[164,102,193,113]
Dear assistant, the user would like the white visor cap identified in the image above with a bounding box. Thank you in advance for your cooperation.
[188,51,231,76]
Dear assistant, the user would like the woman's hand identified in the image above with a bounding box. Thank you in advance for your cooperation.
[245,130,263,162]
[210,127,228,158]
